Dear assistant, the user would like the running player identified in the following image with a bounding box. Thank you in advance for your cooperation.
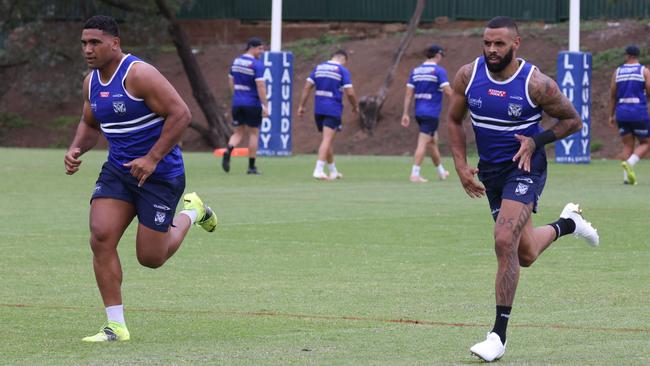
[222,37,269,175]
[297,50,359,180]
[401,44,451,183]
[608,45,650,185]
[446,17,599,362]
[64,16,217,342]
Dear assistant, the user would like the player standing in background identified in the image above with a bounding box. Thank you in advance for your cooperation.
[222,37,269,175]
[447,16,599,362]
[608,45,650,185]
[297,50,359,180]
[401,44,452,183]
[64,15,217,342]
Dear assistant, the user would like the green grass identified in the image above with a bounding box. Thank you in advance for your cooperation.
[1,148,649,365]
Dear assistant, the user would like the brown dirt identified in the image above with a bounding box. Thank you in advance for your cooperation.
[2,20,648,158]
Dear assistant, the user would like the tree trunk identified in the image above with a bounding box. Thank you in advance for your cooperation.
[359,0,425,132]
[155,0,231,147]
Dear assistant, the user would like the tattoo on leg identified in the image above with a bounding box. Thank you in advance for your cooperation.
[496,204,532,305]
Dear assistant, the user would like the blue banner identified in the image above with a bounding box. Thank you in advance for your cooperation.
[555,51,591,164]
[258,51,293,156]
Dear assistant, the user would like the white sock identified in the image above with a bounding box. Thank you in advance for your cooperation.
[328,163,338,174]
[624,169,629,181]
[106,304,125,325]
[411,165,421,177]
[627,154,640,166]
[180,210,198,224]
[315,160,326,173]
[436,164,446,175]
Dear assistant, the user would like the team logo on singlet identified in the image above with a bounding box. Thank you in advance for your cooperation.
[154,211,166,225]
[515,182,529,196]
[112,101,127,116]
[468,95,483,109]
[508,103,523,118]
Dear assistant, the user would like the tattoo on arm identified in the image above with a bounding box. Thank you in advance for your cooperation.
[530,69,582,140]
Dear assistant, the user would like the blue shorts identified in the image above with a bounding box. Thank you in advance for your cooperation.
[478,159,547,221]
[315,114,342,132]
[232,106,262,128]
[91,162,186,232]
[617,119,650,137]
[415,116,439,136]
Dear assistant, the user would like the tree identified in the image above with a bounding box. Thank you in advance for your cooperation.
[358,0,425,132]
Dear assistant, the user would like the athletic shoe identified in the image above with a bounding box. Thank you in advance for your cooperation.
[560,202,599,246]
[622,161,637,185]
[470,332,506,362]
[329,172,343,180]
[438,170,450,180]
[313,171,329,180]
[410,175,428,183]
[221,151,231,173]
[183,192,218,232]
[82,321,130,342]
[247,167,261,175]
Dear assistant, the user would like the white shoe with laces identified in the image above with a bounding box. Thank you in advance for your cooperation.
[560,202,599,246]
[329,172,343,180]
[470,332,506,362]
[313,171,329,180]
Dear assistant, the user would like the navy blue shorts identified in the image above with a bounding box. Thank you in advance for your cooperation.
[617,119,650,137]
[315,114,342,132]
[415,116,439,136]
[91,162,186,232]
[478,159,547,221]
[232,106,262,128]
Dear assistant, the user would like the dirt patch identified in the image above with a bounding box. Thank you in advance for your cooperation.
[2,20,647,158]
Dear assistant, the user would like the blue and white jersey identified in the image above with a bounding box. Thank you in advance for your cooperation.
[406,62,449,118]
[615,63,649,122]
[229,54,265,107]
[89,54,184,179]
[307,61,352,118]
[465,56,544,164]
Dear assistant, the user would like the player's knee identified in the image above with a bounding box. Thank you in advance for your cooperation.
[493,234,516,257]
[137,253,165,269]
[89,225,114,253]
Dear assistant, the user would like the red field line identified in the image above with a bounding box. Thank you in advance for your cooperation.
[2,303,649,334]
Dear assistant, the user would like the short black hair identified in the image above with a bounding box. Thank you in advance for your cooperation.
[426,45,444,59]
[84,15,120,37]
[332,49,348,60]
[246,37,263,50]
[626,45,640,57]
[486,16,519,36]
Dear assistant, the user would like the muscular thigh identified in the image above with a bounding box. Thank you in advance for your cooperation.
[494,199,533,243]
[89,198,136,245]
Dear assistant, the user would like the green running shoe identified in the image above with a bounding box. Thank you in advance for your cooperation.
[622,161,637,185]
[82,321,130,342]
[183,192,218,232]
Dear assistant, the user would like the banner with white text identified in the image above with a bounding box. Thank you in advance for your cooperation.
[258,51,293,156]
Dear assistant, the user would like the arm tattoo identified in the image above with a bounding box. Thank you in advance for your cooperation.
[530,69,581,140]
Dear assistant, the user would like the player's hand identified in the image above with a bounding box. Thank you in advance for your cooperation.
[512,134,536,172]
[401,114,410,127]
[297,105,306,117]
[262,104,270,117]
[608,116,616,129]
[64,147,82,175]
[123,155,158,187]
[457,165,485,198]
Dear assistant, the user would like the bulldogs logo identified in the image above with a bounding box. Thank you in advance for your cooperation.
[112,101,127,116]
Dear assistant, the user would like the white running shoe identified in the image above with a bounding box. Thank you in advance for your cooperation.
[410,175,429,183]
[470,332,506,362]
[329,172,343,180]
[438,170,450,180]
[560,202,599,246]
[313,171,330,180]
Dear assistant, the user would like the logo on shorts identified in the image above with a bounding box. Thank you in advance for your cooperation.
[112,101,127,116]
[154,211,167,225]
[508,103,523,118]
[153,204,171,211]
[516,177,533,184]
[93,184,102,194]
[515,182,529,196]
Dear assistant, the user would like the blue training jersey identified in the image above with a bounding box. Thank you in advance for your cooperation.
[229,54,265,107]
[406,62,449,118]
[89,54,184,179]
[615,63,649,122]
[307,61,352,118]
[465,56,544,164]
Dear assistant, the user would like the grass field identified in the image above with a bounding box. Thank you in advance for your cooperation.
[1,147,649,365]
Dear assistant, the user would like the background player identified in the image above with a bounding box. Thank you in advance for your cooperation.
[401,44,452,183]
[608,44,650,185]
[297,50,358,180]
[446,16,599,362]
[222,37,269,175]
[64,15,217,342]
